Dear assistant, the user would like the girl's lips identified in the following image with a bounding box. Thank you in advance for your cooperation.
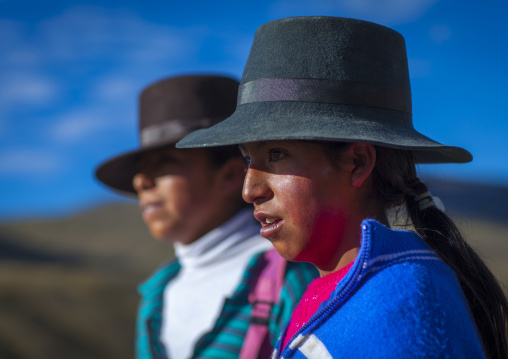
[254,211,283,239]
[259,218,283,239]
[141,201,164,220]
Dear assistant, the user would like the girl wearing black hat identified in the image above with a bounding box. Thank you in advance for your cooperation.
[178,17,508,358]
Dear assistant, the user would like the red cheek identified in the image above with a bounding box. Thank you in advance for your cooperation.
[304,210,348,265]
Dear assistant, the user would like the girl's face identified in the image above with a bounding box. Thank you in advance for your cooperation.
[240,141,364,272]
[132,147,222,244]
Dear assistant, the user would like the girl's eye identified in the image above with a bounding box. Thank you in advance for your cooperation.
[269,149,286,162]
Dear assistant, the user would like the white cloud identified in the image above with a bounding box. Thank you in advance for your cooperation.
[0,20,39,67]
[429,24,452,44]
[0,20,61,108]
[0,148,63,176]
[94,76,138,102]
[271,0,440,25]
[0,19,26,45]
[36,6,198,65]
[49,103,136,144]
[51,110,111,142]
[4,48,40,66]
[0,72,59,107]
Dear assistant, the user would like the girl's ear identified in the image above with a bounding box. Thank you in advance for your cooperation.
[350,143,376,188]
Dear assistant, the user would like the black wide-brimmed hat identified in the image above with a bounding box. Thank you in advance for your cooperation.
[177,16,472,164]
[95,74,239,194]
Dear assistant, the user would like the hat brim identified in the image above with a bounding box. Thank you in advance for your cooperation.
[95,142,174,195]
[177,102,472,164]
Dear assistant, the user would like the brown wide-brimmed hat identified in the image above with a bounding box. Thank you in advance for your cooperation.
[177,16,472,164]
[95,74,239,194]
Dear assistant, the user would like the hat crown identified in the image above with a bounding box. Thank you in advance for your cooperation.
[139,75,239,146]
[140,75,239,127]
[242,16,410,90]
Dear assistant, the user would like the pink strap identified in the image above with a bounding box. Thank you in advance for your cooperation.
[240,249,287,359]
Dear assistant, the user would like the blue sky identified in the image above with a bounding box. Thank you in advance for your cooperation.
[1,0,507,221]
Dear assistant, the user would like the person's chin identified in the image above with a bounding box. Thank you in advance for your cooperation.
[146,222,173,242]
[271,241,298,262]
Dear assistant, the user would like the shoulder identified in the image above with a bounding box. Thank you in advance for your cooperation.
[359,221,470,323]
[137,259,180,298]
[359,220,466,304]
[358,259,465,318]
[360,222,477,336]
[322,260,484,357]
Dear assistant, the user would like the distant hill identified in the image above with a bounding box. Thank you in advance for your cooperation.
[0,202,172,275]
[0,234,78,263]
[424,177,508,224]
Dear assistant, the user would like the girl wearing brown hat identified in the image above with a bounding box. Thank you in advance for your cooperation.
[177,17,508,358]
[96,75,318,359]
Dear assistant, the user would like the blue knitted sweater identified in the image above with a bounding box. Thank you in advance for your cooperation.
[273,220,485,359]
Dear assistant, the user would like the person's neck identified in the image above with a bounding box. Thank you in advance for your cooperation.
[173,208,260,268]
[317,201,387,277]
[178,204,247,245]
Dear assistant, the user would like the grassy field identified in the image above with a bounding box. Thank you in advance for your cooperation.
[0,200,507,359]
[0,203,171,359]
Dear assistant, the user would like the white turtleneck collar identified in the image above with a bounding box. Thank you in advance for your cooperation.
[160,209,272,359]
[173,208,265,269]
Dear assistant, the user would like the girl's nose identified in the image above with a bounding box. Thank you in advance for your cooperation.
[242,167,272,204]
[132,173,156,192]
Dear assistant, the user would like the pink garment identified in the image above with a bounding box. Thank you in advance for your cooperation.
[282,262,354,348]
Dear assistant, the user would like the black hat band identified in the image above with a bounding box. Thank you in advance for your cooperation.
[238,78,412,114]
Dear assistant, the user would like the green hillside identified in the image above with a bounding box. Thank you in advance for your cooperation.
[0,201,507,359]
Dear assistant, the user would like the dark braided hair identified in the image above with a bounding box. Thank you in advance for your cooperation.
[372,146,508,359]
